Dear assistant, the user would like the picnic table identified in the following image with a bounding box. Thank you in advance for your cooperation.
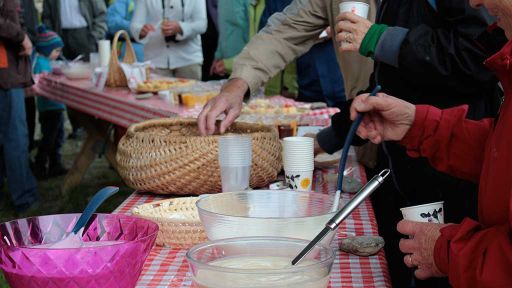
[34,73,391,287]
[33,74,336,193]
[114,154,391,287]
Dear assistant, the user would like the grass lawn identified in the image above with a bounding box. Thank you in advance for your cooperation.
[0,132,133,287]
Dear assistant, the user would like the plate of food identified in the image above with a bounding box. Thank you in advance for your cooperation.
[136,79,195,93]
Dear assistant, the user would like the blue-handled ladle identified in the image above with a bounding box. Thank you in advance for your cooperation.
[293,85,383,265]
[336,85,382,193]
[71,186,120,234]
[48,186,119,248]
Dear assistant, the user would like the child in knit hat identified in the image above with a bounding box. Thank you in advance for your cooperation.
[33,25,68,179]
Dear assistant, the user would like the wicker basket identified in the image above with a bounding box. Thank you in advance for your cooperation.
[131,197,207,248]
[106,30,136,88]
[116,118,282,195]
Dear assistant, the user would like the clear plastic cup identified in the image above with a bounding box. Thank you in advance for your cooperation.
[218,135,252,167]
[220,165,251,192]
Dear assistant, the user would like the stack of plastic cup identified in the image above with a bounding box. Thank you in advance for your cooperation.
[282,137,314,192]
[218,135,252,192]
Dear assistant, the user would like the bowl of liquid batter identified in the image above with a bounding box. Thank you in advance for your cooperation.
[186,237,335,288]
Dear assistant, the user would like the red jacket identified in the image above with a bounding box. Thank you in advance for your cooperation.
[400,39,512,287]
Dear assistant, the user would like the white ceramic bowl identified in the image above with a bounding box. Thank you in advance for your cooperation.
[61,62,92,80]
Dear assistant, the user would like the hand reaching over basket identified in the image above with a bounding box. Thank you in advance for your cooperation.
[198,78,248,135]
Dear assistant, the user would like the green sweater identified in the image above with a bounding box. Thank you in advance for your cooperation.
[215,0,296,96]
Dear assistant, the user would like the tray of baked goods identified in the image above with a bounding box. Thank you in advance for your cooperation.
[135,78,196,93]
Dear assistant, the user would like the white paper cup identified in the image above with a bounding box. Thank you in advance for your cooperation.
[339,1,370,19]
[400,201,444,223]
[284,170,314,192]
[221,165,251,192]
[282,137,314,171]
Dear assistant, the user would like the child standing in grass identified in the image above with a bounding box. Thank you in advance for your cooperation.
[33,25,68,179]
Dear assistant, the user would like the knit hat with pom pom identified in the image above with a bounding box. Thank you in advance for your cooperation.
[35,25,64,57]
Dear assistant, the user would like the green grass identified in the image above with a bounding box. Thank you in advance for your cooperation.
[0,134,132,287]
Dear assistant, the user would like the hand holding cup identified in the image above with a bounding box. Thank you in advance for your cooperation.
[336,12,373,52]
[140,24,156,39]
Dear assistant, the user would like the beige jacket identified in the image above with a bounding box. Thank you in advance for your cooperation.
[231,0,377,100]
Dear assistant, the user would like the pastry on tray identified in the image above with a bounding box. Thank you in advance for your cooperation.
[136,79,195,93]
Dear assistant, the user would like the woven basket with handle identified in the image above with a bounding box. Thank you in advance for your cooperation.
[116,118,282,195]
[106,30,136,88]
[131,197,207,248]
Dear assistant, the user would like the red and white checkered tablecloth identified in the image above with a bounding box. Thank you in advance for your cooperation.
[33,74,341,128]
[114,156,391,288]
[33,74,190,128]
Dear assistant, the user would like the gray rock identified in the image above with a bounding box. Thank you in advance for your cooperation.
[339,236,385,257]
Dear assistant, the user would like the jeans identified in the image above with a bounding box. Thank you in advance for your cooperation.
[0,89,39,211]
[35,110,65,169]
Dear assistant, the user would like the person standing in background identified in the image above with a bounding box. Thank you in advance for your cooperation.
[201,0,220,81]
[0,0,39,213]
[33,25,68,180]
[131,0,207,80]
[19,0,38,152]
[259,0,345,106]
[42,0,107,61]
[42,0,107,139]
[211,0,297,97]
[107,0,144,61]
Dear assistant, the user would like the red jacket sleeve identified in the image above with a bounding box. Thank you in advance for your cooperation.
[399,105,493,183]
[433,204,512,287]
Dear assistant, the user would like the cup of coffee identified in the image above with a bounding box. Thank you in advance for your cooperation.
[162,18,177,43]
[339,1,370,19]
[400,201,444,223]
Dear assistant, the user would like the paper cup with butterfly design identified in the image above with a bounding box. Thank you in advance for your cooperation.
[284,170,313,192]
[400,201,444,224]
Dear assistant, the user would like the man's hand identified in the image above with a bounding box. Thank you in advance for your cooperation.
[336,12,372,52]
[140,24,156,39]
[19,34,33,56]
[198,78,248,135]
[398,220,451,280]
[350,93,416,144]
[161,20,182,37]
[210,59,226,76]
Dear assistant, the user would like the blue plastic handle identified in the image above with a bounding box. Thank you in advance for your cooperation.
[336,85,382,192]
[71,186,120,234]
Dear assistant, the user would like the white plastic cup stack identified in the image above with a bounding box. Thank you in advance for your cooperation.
[400,201,444,224]
[282,137,314,192]
[218,135,252,192]
[98,40,111,68]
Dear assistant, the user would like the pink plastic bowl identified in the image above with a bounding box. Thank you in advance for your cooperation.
[0,214,158,288]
